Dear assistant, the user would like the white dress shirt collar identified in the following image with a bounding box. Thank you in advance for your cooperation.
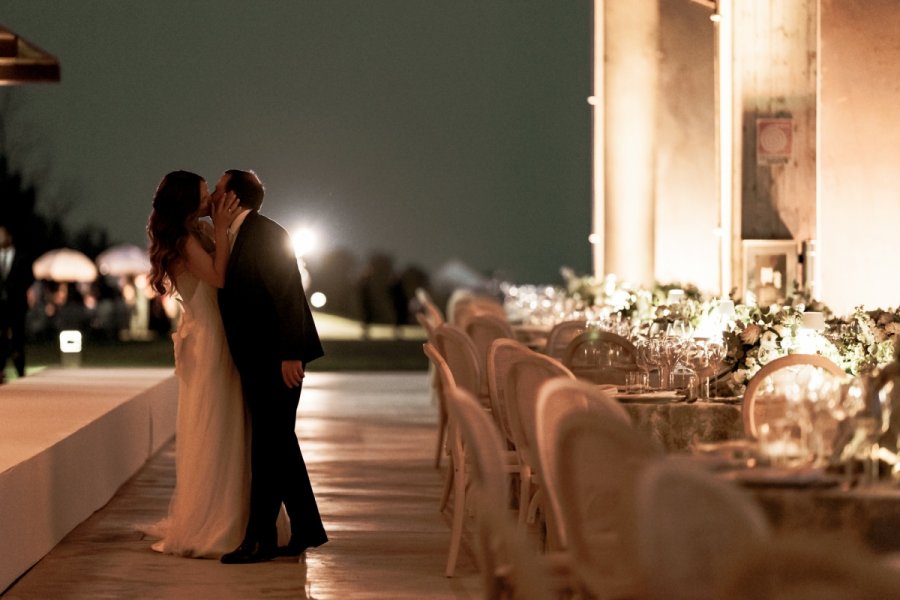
[226,209,252,249]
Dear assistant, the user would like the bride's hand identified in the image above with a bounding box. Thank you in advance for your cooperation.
[212,191,240,231]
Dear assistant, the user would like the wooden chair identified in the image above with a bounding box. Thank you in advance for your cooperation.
[433,323,484,404]
[423,343,476,577]
[417,312,446,468]
[544,320,587,360]
[449,386,575,599]
[464,313,515,398]
[742,353,845,439]
[485,338,532,452]
[415,287,445,327]
[453,295,507,328]
[505,350,575,525]
[446,386,517,592]
[633,458,771,600]
[561,329,639,385]
[536,377,631,551]
[555,410,662,599]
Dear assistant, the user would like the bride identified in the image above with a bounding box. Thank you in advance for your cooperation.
[145,170,285,558]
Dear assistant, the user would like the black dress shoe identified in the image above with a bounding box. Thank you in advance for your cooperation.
[220,541,276,564]
[276,536,328,557]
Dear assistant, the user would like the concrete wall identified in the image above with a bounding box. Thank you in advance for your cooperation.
[653,0,718,293]
[819,0,900,313]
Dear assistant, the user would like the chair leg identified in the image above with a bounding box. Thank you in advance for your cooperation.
[434,405,447,469]
[445,461,467,577]
[440,454,454,512]
[526,488,542,524]
[517,465,532,524]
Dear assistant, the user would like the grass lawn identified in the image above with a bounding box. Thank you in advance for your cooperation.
[14,335,428,377]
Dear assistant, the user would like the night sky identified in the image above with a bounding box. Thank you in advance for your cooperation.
[2,1,592,284]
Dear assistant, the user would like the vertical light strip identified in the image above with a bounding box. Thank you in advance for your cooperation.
[813,0,823,299]
[715,0,734,297]
[591,0,605,279]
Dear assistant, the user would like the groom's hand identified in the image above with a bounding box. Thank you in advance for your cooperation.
[282,360,305,388]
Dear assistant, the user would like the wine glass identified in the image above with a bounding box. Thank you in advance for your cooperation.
[666,318,693,340]
[660,336,687,390]
[685,339,712,400]
[836,376,891,485]
[635,336,662,391]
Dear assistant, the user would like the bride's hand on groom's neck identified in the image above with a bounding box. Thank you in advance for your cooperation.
[212,191,241,232]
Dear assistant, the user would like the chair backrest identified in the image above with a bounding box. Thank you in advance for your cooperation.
[633,458,771,600]
[454,296,507,328]
[536,377,631,550]
[433,323,483,401]
[742,353,845,439]
[562,329,639,385]
[506,351,575,483]
[555,410,662,599]
[416,311,437,339]
[423,342,463,463]
[544,320,587,359]
[465,314,515,395]
[486,338,533,447]
[415,287,445,330]
[446,387,508,509]
[447,386,557,600]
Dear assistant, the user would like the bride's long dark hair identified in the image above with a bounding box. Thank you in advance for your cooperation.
[147,170,204,295]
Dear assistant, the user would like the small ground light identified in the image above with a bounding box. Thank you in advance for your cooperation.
[59,330,82,368]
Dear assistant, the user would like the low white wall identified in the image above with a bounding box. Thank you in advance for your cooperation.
[0,368,177,593]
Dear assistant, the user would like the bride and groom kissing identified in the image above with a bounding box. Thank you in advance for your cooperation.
[146,169,327,563]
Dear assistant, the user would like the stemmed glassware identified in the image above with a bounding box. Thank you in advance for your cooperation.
[632,336,657,392]
[704,338,726,397]
[841,376,893,485]
[685,339,712,400]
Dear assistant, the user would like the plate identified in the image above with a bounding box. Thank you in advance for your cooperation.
[615,391,683,403]
[726,467,841,488]
[706,396,742,404]
[692,439,756,456]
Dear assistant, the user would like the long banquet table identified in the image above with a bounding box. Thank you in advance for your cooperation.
[740,480,900,553]
[618,396,745,452]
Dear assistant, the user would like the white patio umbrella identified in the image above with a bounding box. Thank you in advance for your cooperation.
[32,248,98,282]
[96,243,151,277]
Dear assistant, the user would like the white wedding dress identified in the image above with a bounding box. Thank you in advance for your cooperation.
[147,271,287,558]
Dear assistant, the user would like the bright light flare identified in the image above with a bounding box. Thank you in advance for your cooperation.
[310,292,327,309]
[291,227,319,258]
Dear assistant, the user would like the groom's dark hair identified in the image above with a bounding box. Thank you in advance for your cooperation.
[225,169,265,210]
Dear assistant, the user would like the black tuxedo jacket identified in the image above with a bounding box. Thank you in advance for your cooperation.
[218,211,324,371]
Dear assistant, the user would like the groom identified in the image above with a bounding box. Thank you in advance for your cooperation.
[214,169,328,564]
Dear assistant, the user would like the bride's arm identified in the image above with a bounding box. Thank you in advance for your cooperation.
[182,193,239,288]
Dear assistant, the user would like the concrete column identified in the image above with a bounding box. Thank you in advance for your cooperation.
[603,0,659,287]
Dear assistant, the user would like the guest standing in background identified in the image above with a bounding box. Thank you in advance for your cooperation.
[0,225,34,383]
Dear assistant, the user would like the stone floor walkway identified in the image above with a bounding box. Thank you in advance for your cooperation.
[2,372,480,599]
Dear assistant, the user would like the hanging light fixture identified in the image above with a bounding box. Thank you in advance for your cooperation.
[0,25,60,85]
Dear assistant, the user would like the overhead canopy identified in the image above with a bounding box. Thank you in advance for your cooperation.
[0,25,60,85]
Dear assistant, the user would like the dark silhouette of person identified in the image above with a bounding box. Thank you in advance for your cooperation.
[357,253,396,338]
[0,225,34,382]
[215,169,327,563]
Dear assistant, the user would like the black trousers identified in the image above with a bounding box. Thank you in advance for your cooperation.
[240,368,327,548]
[0,302,26,377]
